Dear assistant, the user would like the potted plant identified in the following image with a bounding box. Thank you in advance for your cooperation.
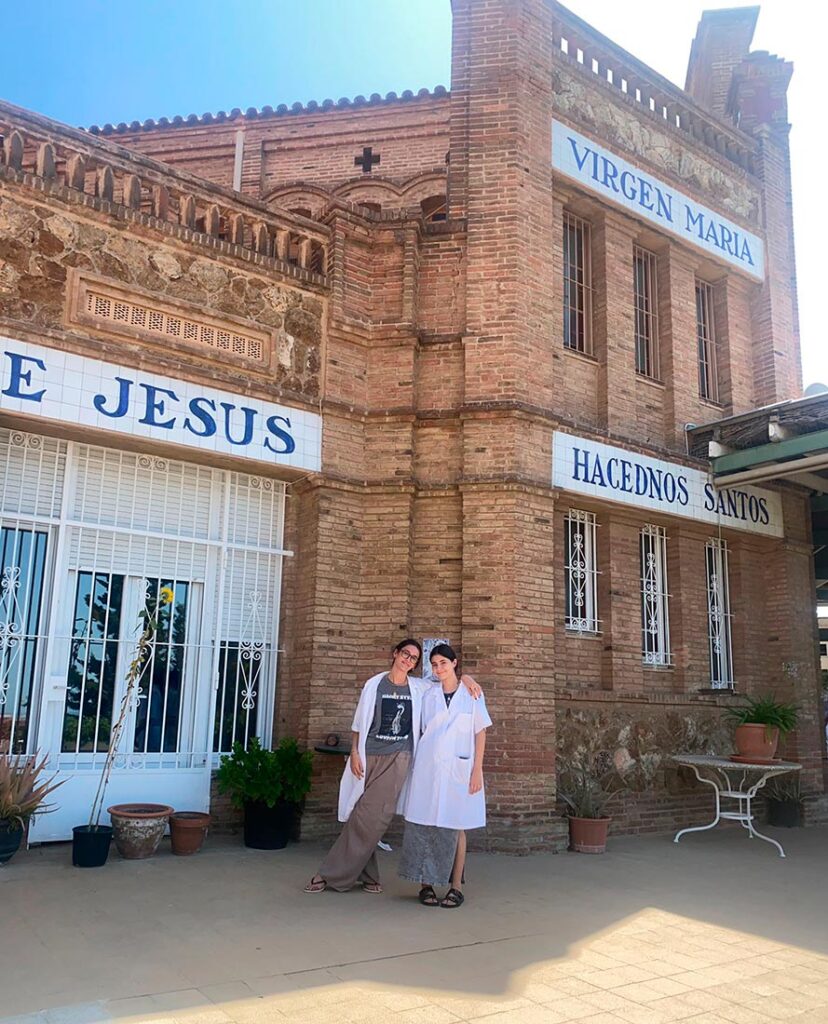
[169,811,211,856]
[725,695,799,763]
[0,753,62,865]
[558,748,628,854]
[73,584,175,867]
[764,774,803,828]
[217,736,312,850]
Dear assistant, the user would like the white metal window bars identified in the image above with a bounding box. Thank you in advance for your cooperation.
[633,246,659,379]
[563,212,593,354]
[695,279,719,402]
[640,524,672,666]
[705,537,734,688]
[565,509,600,632]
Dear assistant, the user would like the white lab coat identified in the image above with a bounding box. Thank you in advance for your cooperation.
[337,672,426,822]
[404,686,492,831]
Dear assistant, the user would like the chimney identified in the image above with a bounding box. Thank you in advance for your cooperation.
[685,6,759,121]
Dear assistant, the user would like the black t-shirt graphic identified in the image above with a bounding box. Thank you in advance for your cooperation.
[364,676,413,754]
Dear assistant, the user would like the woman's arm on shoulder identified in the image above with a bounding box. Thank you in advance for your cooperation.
[459,674,482,699]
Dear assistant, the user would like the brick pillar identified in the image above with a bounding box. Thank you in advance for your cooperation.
[658,246,699,450]
[599,515,643,693]
[668,528,709,692]
[592,211,638,433]
[449,0,562,847]
[714,275,757,415]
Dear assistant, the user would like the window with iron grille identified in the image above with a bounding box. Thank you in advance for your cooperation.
[565,509,599,632]
[695,280,719,402]
[563,212,592,354]
[706,538,734,688]
[633,247,659,378]
[640,524,671,666]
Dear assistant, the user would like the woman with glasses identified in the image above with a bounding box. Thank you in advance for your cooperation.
[304,638,478,895]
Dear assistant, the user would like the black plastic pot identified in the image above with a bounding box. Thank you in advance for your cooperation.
[766,798,802,829]
[0,822,24,865]
[72,824,113,867]
[243,799,294,850]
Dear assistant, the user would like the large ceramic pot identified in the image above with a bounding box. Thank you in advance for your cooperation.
[169,811,210,856]
[733,723,779,762]
[568,815,611,854]
[72,824,113,867]
[0,821,24,865]
[108,803,173,859]
[243,799,293,850]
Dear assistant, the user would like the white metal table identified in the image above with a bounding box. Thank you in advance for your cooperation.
[672,753,802,858]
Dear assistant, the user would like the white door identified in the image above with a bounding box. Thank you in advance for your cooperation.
[0,433,288,843]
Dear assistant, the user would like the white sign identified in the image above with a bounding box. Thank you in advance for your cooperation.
[0,337,322,472]
[553,432,783,538]
[552,121,764,281]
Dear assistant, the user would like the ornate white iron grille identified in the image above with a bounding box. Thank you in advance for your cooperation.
[0,430,66,754]
[695,280,719,402]
[563,212,593,354]
[706,538,734,688]
[640,524,671,666]
[565,509,599,632]
[633,246,660,379]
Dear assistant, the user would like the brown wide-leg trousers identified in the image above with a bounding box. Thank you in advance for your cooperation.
[317,750,411,891]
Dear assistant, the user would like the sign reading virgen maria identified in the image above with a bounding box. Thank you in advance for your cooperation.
[551,121,764,281]
[553,432,783,538]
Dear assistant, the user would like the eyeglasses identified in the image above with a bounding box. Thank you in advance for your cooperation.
[396,649,420,663]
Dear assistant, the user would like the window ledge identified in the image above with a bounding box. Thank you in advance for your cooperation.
[635,373,665,390]
[699,397,725,411]
[562,346,598,365]
[565,628,603,639]
[642,662,674,672]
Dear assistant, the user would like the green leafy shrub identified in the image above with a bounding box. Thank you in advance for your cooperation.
[216,737,313,809]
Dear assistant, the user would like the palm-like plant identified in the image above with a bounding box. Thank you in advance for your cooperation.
[725,696,799,736]
[0,753,63,830]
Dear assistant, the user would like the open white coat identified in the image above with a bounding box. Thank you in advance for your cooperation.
[337,672,426,822]
[404,686,492,831]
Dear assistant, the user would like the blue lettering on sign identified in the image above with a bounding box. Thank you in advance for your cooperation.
[2,351,47,402]
[1,344,301,462]
[566,137,675,224]
[685,206,755,267]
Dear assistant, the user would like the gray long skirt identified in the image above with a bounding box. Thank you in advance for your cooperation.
[398,821,459,886]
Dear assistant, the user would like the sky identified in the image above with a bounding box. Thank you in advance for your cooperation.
[2,0,824,384]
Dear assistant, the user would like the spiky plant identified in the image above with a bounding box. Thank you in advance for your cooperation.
[725,696,799,736]
[0,753,63,831]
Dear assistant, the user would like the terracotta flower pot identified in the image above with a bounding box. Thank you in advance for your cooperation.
[108,803,173,860]
[568,815,611,854]
[733,723,779,762]
[169,811,210,856]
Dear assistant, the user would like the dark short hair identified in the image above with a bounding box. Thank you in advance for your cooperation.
[393,637,422,668]
[429,642,458,665]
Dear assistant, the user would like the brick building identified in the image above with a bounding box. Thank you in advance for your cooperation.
[0,1,825,850]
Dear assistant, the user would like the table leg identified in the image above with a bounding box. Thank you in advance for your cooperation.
[743,783,786,858]
[674,767,721,844]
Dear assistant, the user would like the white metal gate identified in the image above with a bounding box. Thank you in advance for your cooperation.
[0,429,286,842]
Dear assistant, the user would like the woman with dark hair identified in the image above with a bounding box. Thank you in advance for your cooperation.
[398,642,491,908]
[304,638,479,895]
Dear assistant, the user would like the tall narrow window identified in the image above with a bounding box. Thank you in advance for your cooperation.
[563,212,592,353]
[640,524,671,666]
[706,538,734,688]
[565,509,599,632]
[633,246,659,378]
[696,280,719,402]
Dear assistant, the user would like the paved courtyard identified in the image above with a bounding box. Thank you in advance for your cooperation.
[2,825,827,1024]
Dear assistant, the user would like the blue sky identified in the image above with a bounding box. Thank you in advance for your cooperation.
[2,2,452,128]
[3,1,823,383]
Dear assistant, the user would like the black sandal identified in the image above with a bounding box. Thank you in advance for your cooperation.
[440,887,465,909]
[418,885,439,906]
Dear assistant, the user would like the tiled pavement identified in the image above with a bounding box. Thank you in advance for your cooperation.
[2,826,827,1024]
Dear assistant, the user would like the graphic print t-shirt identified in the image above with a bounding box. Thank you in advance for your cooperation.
[364,675,413,755]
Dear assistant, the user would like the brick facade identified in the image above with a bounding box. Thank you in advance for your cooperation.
[1,0,824,851]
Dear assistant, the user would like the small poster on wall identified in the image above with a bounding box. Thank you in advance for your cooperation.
[421,637,450,681]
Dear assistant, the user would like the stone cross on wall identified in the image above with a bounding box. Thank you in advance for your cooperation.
[355,147,380,173]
